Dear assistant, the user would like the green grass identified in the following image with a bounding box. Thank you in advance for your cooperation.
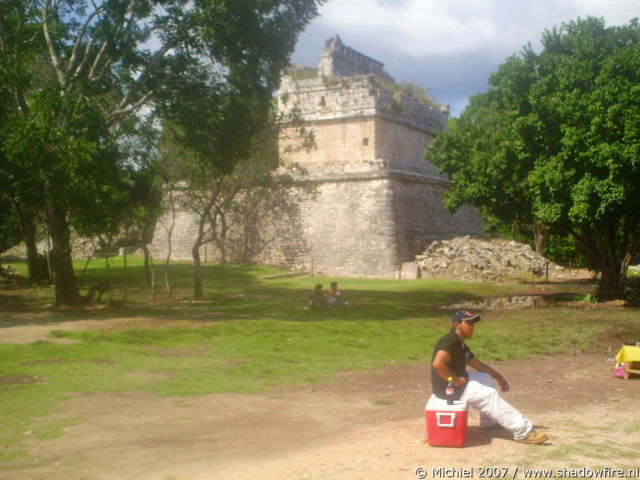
[1,257,640,461]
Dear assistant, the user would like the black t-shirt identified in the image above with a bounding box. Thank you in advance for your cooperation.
[430,330,475,400]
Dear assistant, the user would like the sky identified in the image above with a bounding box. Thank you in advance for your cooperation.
[291,0,640,116]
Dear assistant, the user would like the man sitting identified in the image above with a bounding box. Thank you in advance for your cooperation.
[326,281,352,307]
[307,284,328,309]
[431,310,549,444]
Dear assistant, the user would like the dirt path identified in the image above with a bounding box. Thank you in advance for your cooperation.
[1,311,640,479]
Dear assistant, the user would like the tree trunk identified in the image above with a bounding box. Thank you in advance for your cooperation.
[217,212,228,264]
[164,250,172,298]
[598,262,625,299]
[192,243,203,300]
[142,244,152,288]
[148,251,157,301]
[23,218,42,283]
[122,247,128,303]
[595,219,633,299]
[164,190,176,298]
[46,200,80,306]
[191,199,215,300]
[14,204,48,283]
[105,249,114,302]
[532,222,548,255]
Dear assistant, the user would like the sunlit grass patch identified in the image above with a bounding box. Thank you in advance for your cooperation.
[1,259,639,466]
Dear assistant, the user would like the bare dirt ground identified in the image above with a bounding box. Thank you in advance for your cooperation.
[2,308,640,480]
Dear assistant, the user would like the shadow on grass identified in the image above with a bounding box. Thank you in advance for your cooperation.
[0,292,42,312]
[76,262,267,290]
[0,286,489,331]
[237,287,489,322]
[0,261,597,331]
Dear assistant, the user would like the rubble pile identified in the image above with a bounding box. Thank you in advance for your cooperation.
[415,236,564,283]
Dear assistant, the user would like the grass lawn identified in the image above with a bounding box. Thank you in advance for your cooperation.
[1,257,639,459]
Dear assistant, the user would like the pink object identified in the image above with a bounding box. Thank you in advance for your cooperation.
[613,364,626,379]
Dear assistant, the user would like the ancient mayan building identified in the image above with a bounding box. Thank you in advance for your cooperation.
[149,36,482,278]
[274,36,482,277]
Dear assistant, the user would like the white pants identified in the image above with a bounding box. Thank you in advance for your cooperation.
[460,372,532,440]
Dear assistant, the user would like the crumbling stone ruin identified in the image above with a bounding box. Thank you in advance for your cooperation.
[274,36,482,277]
[149,36,483,278]
[414,236,565,283]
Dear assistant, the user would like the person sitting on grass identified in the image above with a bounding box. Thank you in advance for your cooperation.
[431,310,549,444]
[307,284,328,309]
[325,281,352,307]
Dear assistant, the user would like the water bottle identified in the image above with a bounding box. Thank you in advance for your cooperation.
[446,377,455,405]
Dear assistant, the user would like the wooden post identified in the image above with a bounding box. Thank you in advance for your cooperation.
[545,261,549,282]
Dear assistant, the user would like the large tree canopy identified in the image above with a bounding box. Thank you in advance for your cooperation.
[427,17,640,296]
[0,0,322,305]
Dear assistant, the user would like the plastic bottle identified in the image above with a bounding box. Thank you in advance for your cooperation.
[446,377,455,405]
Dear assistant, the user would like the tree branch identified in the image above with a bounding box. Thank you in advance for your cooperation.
[88,0,135,82]
[568,225,599,262]
[65,5,102,79]
[0,10,7,60]
[108,87,156,124]
[0,8,15,112]
[41,0,67,90]
[88,54,113,85]
[87,37,109,80]
[70,36,95,82]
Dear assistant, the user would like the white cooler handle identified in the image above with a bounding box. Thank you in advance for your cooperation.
[436,412,456,428]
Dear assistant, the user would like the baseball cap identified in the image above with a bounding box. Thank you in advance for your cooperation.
[452,310,481,325]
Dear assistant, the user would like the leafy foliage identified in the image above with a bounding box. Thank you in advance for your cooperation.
[428,17,640,296]
[0,0,323,304]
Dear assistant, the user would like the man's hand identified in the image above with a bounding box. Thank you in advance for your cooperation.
[453,376,467,388]
[495,374,509,392]
[468,357,509,392]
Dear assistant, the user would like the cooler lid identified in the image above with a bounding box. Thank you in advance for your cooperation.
[426,394,467,411]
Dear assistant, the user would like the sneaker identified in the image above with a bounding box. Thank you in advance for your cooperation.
[516,430,548,444]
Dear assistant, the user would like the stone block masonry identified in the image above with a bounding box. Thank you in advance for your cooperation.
[274,36,482,277]
[318,35,392,81]
[149,36,482,278]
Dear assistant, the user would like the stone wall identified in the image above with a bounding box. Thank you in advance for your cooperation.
[149,187,310,267]
[148,200,202,262]
[272,39,482,277]
[278,74,447,137]
[391,176,483,262]
[298,179,398,277]
[318,35,392,82]
[148,37,483,278]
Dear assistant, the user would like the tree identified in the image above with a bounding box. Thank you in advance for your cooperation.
[0,4,50,282]
[158,108,313,300]
[0,0,322,305]
[428,17,640,297]
[126,166,164,289]
[0,197,23,259]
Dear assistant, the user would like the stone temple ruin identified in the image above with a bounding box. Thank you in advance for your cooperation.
[149,36,483,278]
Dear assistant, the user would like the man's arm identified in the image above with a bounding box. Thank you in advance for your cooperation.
[432,350,467,388]
[467,357,509,392]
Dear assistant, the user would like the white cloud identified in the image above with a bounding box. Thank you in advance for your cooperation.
[315,0,638,57]
[294,0,640,115]
[319,0,500,56]
[568,0,640,25]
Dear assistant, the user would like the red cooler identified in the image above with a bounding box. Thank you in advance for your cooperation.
[425,394,468,447]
